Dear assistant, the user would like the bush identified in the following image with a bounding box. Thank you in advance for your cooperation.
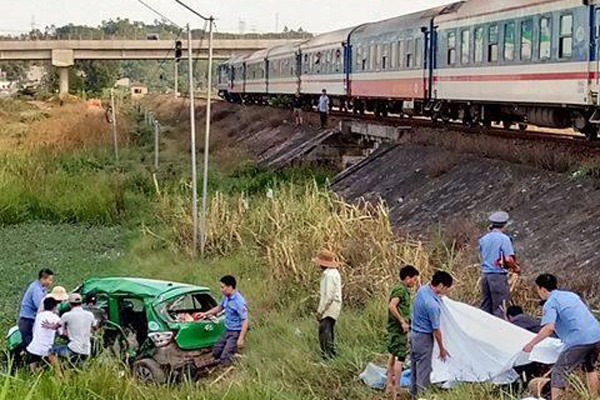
[0,151,154,225]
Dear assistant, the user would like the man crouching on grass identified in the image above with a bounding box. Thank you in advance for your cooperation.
[386,265,419,397]
[196,275,248,366]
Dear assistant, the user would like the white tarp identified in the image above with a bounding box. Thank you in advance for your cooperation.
[431,298,564,385]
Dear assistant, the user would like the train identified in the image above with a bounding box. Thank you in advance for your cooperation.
[218,0,600,140]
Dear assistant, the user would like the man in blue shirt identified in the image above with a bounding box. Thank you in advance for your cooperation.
[479,211,521,318]
[197,275,249,366]
[18,269,54,349]
[410,270,453,397]
[523,274,600,400]
[318,89,330,129]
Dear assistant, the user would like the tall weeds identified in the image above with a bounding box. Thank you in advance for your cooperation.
[158,183,486,306]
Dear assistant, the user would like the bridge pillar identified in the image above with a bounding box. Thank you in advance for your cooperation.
[58,67,69,98]
[52,49,74,98]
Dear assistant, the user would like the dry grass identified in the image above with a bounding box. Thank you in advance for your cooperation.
[402,128,595,174]
[155,183,521,308]
[0,99,130,153]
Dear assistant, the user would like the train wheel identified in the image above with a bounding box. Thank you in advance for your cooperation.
[502,120,513,130]
[582,125,599,141]
[518,123,528,131]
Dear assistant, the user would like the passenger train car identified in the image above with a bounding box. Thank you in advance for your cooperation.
[217,0,600,139]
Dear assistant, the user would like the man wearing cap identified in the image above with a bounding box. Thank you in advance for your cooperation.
[479,211,521,318]
[314,250,342,359]
[54,293,97,363]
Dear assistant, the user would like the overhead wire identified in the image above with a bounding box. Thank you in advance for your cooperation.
[173,0,212,22]
[136,0,184,29]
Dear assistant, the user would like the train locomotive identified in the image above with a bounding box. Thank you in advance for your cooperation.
[218,0,600,140]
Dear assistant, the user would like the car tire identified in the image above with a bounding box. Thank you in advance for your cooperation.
[133,358,166,384]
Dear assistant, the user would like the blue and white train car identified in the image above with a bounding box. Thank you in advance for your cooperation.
[433,0,599,135]
[267,43,302,95]
[299,27,358,104]
[244,48,269,103]
[347,7,449,115]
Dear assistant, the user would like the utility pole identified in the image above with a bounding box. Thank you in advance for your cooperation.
[199,18,214,255]
[154,120,160,169]
[175,0,215,256]
[187,23,199,257]
[110,88,119,161]
[174,61,179,97]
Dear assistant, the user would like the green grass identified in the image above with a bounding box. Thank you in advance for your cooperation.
[0,223,127,336]
[0,149,156,225]
[0,100,595,399]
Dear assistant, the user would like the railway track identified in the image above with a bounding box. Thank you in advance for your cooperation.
[320,108,600,151]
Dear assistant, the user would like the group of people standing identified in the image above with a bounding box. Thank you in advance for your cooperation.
[314,211,600,400]
[291,89,330,130]
[17,269,98,371]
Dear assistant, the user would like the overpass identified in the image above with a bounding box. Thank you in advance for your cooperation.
[0,39,295,96]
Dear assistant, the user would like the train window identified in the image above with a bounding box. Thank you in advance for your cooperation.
[461,29,470,65]
[335,49,342,72]
[398,40,405,69]
[596,9,600,40]
[521,20,532,61]
[539,17,551,60]
[474,27,484,63]
[406,39,414,68]
[370,44,376,70]
[504,22,515,61]
[362,46,368,71]
[391,43,397,69]
[415,38,422,67]
[559,14,573,58]
[488,25,499,62]
[447,31,456,65]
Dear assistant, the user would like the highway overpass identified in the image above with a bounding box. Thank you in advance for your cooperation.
[0,39,296,95]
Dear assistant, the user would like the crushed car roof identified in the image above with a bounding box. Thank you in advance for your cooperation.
[81,277,211,301]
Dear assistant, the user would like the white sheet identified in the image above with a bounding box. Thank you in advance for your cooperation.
[430,298,564,385]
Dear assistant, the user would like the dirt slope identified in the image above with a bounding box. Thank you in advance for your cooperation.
[333,143,600,303]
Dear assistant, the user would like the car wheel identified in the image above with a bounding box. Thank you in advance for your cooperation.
[133,358,166,384]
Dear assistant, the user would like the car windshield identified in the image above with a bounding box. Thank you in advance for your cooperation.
[156,292,218,324]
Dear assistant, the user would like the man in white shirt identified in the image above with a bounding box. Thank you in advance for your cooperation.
[313,250,342,359]
[26,297,61,371]
[318,89,330,129]
[53,293,97,363]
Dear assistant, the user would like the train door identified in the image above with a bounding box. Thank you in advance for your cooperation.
[428,22,439,102]
[295,51,302,94]
[242,63,247,93]
[590,6,600,104]
[421,28,430,101]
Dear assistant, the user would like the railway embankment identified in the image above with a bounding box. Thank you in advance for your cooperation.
[147,95,600,304]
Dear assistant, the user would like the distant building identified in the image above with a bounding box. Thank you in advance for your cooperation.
[130,82,148,97]
[115,77,131,88]
[0,80,16,96]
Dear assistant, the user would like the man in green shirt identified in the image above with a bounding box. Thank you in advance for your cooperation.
[386,265,420,396]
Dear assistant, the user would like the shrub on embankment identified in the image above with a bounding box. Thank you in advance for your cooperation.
[156,182,494,308]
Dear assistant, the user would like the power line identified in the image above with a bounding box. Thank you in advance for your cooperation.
[173,0,212,22]
[136,0,183,29]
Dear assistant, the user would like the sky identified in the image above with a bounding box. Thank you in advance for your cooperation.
[0,0,458,35]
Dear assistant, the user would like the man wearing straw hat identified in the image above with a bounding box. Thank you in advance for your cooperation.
[38,286,69,312]
[479,211,521,318]
[313,250,342,359]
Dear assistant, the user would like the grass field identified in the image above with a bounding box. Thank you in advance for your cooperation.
[0,98,593,399]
